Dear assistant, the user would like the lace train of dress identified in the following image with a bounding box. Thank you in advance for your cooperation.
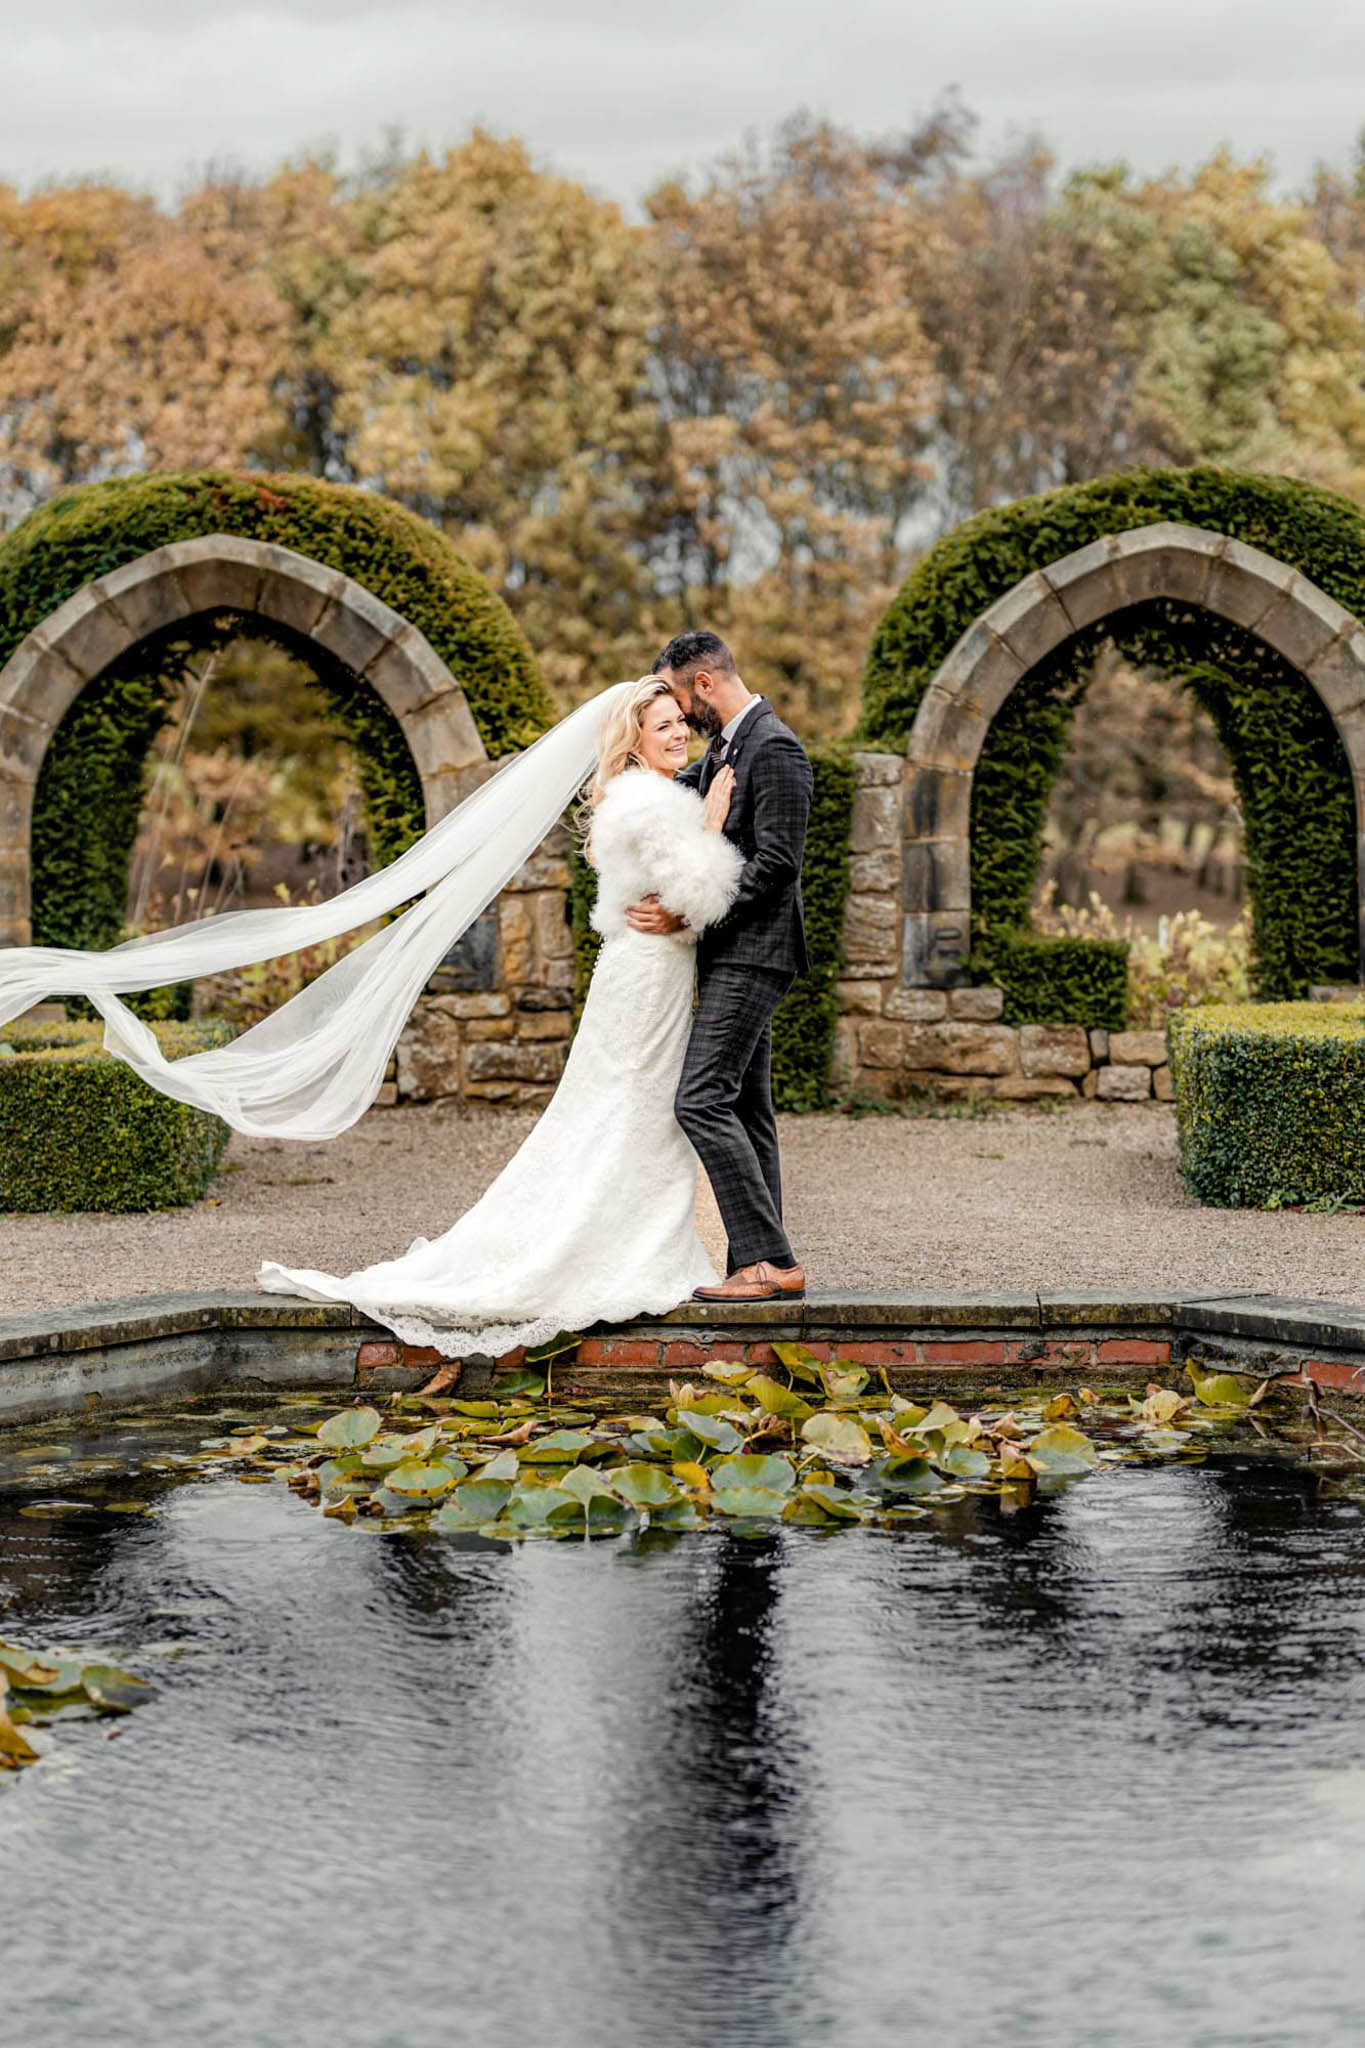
[257,769,744,1356]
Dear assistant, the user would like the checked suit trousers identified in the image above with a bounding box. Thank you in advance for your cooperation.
[675,961,795,1274]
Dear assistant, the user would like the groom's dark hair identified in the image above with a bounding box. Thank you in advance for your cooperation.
[652,629,736,678]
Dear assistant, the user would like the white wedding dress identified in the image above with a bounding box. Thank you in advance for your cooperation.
[256,769,744,1357]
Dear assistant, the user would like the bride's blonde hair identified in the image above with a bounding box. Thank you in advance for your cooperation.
[579,674,680,851]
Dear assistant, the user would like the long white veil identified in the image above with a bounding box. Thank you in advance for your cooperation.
[0,679,636,1141]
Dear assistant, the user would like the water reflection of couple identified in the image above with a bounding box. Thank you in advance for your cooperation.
[0,631,814,1354]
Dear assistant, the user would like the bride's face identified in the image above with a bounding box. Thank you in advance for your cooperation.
[635,694,691,775]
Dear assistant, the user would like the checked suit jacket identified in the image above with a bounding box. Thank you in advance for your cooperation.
[676,698,813,979]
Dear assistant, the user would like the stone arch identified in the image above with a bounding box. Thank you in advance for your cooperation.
[901,521,1365,985]
[0,534,489,945]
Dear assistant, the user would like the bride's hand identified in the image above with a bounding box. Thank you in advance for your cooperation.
[704,764,735,833]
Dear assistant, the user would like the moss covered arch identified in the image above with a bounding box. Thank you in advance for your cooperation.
[0,471,557,949]
[861,468,1365,1005]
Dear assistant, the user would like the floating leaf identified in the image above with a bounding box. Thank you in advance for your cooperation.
[769,1342,826,1385]
[0,1642,61,1686]
[1042,1393,1075,1421]
[476,1448,522,1483]
[384,1459,464,1497]
[609,1463,682,1510]
[672,1460,710,1492]
[819,1364,869,1401]
[1187,1364,1252,1410]
[317,1407,382,1450]
[879,1455,944,1495]
[745,1375,814,1422]
[1028,1423,1100,1474]
[710,1484,789,1518]
[701,1362,755,1387]
[359,1440,409,1471]
[678,1413,744,1454]
[910,1401,962,1436]
[488,1371,546,1399]
[518,1430,596,1464]
[710,1454,796,1495]
[1140,1388,1189,1426]
[798,1483,866,1521]
[800,1413,873,1466]
[941,1446,990,1479]
[431,1479,514,1530]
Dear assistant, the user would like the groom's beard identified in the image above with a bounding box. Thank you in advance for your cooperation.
[684,702,723,739]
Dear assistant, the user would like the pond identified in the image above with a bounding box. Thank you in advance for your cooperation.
[3,1401,1365,2048]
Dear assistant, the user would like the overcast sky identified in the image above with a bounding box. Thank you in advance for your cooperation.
[1,0,1361,205]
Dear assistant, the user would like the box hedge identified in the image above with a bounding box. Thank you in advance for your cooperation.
[0,1018,233,1212]
[1169,1001,1365,1208]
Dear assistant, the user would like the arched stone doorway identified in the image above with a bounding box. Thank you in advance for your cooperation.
[900,521,1365,986]
[0,534,488,945]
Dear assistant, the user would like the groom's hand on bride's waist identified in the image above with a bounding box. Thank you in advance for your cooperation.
[626,893,688,936]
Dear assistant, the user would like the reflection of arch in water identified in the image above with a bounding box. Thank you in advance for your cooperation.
[0,536,490,946]
[898,523,1365,985]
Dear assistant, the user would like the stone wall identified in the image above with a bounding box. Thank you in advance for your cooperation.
[835,753,1171,1103]
[388,751,1174,1113]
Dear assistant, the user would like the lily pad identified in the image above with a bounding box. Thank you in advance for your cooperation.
[678,1412,744,1454]
[384,1459,464,1497]
[710,1453,796,1495]
[317,1407,382,1450]
[518,1429,597,1464]
[710,1484,789,1518]
[609,1463,683,1510]
[745,1375,814,1422]
[1187,1364,1252,1409]
[800,1413,873,1466]
[1027,1423,1100,1474]
[431,1479,514,1530]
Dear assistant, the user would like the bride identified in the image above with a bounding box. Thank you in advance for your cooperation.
[258,675,742,1355]
[0,673,745,1357]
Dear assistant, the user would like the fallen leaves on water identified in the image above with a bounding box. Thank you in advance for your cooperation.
[0,1643,151,1772]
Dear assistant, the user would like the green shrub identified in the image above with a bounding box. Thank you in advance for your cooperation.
[973,929,1129,1032]
[0,1018,233,1212]
[0,470,556,956]
[772,747,853,1110]
[570,747,854,1110]
[1169,1001,1365,1208]
[861,465,1365,1003]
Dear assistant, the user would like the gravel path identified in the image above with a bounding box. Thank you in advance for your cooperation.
[2,1100,1362,1317]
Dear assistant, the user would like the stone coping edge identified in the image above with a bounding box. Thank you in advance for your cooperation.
[3,1284,1365,1366]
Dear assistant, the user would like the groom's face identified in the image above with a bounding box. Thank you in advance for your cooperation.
[661,668,723,739]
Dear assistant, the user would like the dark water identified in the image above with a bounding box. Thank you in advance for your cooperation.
[3,1408,1365,2048]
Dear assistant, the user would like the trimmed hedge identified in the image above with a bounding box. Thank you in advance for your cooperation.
[0,1018,233,1212]
[0,470,556,957]
[571,746,854,1110]
[862,466,1365,1004]
[974,930,1129,1033]
[1169,1001,1365,1208]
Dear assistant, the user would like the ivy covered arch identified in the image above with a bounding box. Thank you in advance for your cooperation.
[0,471,556,950]
[861,467,1365,1010]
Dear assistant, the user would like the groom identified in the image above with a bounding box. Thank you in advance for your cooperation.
[627,630,813,1301]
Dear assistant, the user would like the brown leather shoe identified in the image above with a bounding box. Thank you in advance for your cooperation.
[693,1261,806,1302]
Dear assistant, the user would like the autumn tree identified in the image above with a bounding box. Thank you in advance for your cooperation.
[645,117,940,728]
[0,180,293,515]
